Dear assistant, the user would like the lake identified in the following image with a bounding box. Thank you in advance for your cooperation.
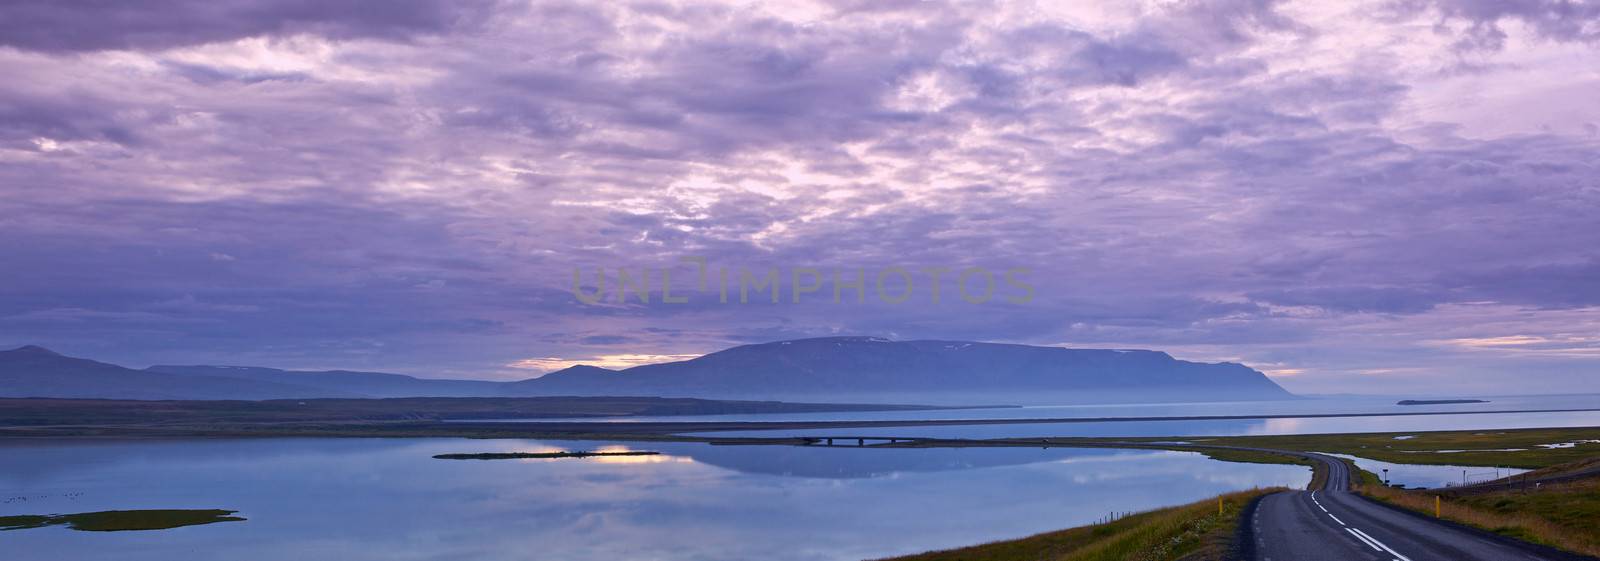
[1325,453,1529,489]
[0,438,1307,561]
[658,395,1600,440]
[4,394,1597,560]
[684,409,1600,440]
[468,394,1600,425]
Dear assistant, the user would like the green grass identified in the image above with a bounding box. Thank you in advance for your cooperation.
[1343,451,1600,557]
[1342,457,1385,487]
[1448,476,1600,553]
[0,509,244,532]
[1192,427,1600,469]
[872,488,1279,561]
[1193,449,1325,489]
[1150,428,1600,556]
[433,450,660,460]
[1356,474,1600,556]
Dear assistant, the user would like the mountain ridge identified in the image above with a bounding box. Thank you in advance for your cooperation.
[0,337,1293,404]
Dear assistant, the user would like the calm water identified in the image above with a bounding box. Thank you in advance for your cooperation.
[1325,453,1528,489]
[0,438,1309,561]
[688,410,1600,440]
[4,395,1596,560]
[478,394,1600,425]
[657,395,1600,440]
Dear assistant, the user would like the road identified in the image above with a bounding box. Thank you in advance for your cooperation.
[1249,451,1589,561]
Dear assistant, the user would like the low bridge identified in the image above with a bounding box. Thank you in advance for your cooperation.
[799,436,918,447]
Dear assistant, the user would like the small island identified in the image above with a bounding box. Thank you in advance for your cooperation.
[1396,399,1489,405]
[433,450,661,460]
[0,509,244,532]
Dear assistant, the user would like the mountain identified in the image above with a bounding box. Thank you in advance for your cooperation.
[0,345,357,400]
[513,337,1293,404]
[145,365,506,398]
[0,338,1293,404]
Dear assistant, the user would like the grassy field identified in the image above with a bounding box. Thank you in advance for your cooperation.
[872,488,1279,561]
[1324,452,1600,557]
[0,509,244,532]
[1191,448,1326,489]
[1443,475,1600,554]
[1113,427,1600,557]
[1191,427,1600,469]
[1357,472,1600,556]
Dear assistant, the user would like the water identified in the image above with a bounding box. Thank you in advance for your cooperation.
[5,395,1594,559]
[0,438,1309,561]
[686,410,1600,440]
[457,395,1600,441]
[1325,453,1528,489]
[469,394,1600,425]
[597,395,1600,440]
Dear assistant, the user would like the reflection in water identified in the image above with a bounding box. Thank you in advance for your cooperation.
[695,410,1600,440]
[671,442,1126,478]
[0,438,1309,561]
[490,394,1600,424]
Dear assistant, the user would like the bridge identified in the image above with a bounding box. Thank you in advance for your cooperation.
[798,436,917,447]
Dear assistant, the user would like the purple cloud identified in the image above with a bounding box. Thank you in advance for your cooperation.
[0,0,1597,394]
[0,0,497,53]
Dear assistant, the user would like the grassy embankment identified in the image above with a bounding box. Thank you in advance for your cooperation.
[1191,429,1600,556]
[0,509,243,532]
[1193,427,1600,469]
[1353,458,1600,557]
[1190,448,1327,490]
[873,488,1280,561]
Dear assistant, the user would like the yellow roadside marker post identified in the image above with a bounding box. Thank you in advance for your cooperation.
[1435,496,1441,518]
[1218,498,1223,516]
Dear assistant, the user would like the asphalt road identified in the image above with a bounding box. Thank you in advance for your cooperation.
[1250,452,1588,561]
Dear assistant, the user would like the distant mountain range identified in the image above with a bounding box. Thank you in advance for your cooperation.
[0,337,1293,404]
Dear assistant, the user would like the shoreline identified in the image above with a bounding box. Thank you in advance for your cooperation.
[8,405,1599,440]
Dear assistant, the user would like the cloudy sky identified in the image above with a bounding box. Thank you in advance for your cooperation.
[1,0,1597,394]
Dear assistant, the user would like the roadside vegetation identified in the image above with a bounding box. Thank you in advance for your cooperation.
[1193,427,1600,469]
[1191,448,1326,490]
[1083,429,1600,556]
[873,488,1279,561]
[1348,457,1600,557]
[0,509,243,532]
[1170,430,1600,556]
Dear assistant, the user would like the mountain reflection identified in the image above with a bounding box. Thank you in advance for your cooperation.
[649,441,1152,479]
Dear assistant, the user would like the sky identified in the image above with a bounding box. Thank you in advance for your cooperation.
[1,0,1597,395]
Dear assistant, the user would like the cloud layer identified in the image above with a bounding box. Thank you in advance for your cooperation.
[2,0,1597,393]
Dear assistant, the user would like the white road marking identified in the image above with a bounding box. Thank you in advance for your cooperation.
[1350,527,1413,561]
[1300,461,1406,561]
[1347,528,1383,551]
